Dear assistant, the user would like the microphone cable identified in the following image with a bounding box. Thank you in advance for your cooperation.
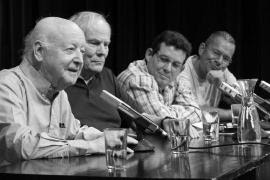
[189,141,270,149]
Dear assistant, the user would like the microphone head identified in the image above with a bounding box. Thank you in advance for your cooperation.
[159,128,168,137]
[260,80,270,93]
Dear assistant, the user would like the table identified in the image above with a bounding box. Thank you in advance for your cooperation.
[1,134,270,180]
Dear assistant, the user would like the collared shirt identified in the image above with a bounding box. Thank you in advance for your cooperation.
[117,60,202,124]
[0,59,97,164]
[177,55,238,107]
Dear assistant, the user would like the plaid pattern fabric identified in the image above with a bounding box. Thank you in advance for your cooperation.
[117,60,202,124]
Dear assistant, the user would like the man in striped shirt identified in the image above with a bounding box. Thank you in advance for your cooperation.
[117,30,202,137]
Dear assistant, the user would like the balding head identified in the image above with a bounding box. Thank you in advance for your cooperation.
[22,17,86,91]
[23,17,85,60]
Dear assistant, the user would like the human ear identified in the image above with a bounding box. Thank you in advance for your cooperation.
[33,41,45,62]
[198,42,206,56]
[145,48,154,62]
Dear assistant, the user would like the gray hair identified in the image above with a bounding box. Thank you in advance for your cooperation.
[205,31,235,46]
[69,11,111,34]
[22,19,47,60]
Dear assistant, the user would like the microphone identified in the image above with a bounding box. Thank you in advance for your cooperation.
[218,81,242,101]
[100,90,168,137]
[217,81,270,119]
[260,80,270,94]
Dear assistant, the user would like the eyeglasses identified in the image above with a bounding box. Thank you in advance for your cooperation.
[206,47,232,66]
[155,52,185,71]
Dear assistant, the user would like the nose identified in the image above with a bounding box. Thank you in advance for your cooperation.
[96,43,107,56]
[214,55,224,66]
[163,62,172,73]
[73,48,84,65]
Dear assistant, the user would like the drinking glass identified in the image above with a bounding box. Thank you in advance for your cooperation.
[202,111,220,141]
[168,119,190,153]
[231,104,241,126]
[104,128,127,171]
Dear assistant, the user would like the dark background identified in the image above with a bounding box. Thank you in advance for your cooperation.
[1,0,270,96]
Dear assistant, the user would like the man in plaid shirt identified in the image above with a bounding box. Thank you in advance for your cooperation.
[117,30,202,137]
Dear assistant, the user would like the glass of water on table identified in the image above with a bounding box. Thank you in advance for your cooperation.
[168,118,190,154]
[104,128,127,171]
[202,111,220,141]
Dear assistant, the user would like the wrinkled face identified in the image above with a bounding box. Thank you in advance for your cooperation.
[41,28,86,90]
[146,42,186,90]
[83,19,111,77]
[198,37,235,78]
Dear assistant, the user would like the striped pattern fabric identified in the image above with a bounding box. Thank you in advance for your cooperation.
[117,60,202,124]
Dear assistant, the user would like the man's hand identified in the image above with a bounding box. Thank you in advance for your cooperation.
[206,70,226,85]
[78,126,103,140]
[162,118,200,139]
[261,128,270,138]
[84,131,138,154]
[189,125,200,138]
[127,136,138,153]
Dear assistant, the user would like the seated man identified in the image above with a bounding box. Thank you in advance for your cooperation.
[176,31,239,122]
[117,30,202,136]
[0,17,136,164]
[66,11,140,131]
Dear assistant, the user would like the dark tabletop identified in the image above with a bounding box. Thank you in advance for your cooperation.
[1,134,270,180]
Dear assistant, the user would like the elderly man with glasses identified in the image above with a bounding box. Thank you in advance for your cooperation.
[117,30,202,138]
[177,31,239,122]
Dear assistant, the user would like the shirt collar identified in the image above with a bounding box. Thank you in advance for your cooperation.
[142,59,150,74]
[19,59,58,100]
[78,74,96,85]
